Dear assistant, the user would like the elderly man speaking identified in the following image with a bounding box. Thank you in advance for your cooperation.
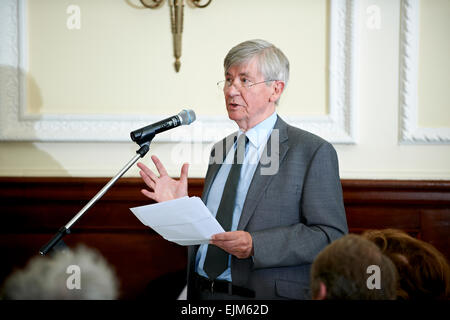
[137,39,348,300]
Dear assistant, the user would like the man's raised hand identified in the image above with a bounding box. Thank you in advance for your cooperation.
[137,155,189,202]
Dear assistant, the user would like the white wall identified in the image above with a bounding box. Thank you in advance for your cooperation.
[0,0,449,179]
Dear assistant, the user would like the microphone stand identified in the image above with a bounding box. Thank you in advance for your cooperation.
[39,142,151,256]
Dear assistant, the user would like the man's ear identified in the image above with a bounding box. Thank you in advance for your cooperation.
[314,281,327,300]
[269,81,285,103]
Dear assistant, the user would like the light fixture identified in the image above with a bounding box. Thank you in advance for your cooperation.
[139,0,212,72]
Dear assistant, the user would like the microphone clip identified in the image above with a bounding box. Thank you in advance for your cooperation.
[136,140,151,158]
[133,132,155,149]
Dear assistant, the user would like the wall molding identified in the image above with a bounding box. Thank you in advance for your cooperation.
[399,0,450,144]
[0,0,357,143]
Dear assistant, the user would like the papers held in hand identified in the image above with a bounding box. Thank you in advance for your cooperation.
[130,196,224,246]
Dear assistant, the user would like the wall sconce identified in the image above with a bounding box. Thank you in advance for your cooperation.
[139,0,212,72]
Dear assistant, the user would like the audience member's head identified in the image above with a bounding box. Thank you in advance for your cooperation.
[1,245,119,300]
[362,228,450,300]
[310,234,398,300]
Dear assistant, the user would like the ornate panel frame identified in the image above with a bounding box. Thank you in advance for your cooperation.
[0,0,357,143]
[399,0,450,144]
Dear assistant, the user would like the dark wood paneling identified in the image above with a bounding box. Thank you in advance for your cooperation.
[342,179,450,258]
[0,177,449,299]
[0,177,190,299]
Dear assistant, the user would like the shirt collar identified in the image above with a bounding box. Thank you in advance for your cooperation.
[238,111,277,149]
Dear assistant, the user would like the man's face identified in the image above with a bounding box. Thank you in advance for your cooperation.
[223,57,278,130]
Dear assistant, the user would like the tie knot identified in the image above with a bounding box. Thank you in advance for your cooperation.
[237,133,248,146]
[234,134,247,164]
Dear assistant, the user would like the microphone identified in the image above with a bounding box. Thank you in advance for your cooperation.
[130,109,196,144]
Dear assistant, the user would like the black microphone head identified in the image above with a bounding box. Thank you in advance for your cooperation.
[178,109,196,125]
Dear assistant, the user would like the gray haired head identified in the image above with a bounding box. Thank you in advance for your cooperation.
[223,39,289,105]
[1,245,119,300]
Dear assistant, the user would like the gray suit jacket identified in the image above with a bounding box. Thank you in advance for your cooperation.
[187,116,348,299]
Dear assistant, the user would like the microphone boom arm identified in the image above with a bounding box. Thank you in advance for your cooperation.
[39,143,150,255]
[39,109,195,255]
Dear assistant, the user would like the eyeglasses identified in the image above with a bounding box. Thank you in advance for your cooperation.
[217,79,279,91]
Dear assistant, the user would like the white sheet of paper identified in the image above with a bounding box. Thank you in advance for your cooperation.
[130,196,224,246]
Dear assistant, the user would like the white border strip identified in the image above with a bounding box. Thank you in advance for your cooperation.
[399,0,450,144]
[0,0,357,143]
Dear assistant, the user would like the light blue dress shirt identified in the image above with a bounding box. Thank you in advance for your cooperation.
[195,111,278,282]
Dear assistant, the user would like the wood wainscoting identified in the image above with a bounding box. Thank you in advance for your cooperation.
[0,177,449,299]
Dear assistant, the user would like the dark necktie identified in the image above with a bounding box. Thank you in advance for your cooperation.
[203,134,248,280]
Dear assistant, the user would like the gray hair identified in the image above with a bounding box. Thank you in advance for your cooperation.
[1,245,119,300]
[224,39,290,103]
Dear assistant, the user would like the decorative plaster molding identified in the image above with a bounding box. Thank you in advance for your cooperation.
[0,0,357,143]
[399,0,450,144]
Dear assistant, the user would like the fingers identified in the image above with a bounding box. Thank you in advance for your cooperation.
[137,158,189,202]
[139,170,155,189]
[137,162,157,180]
[140,189,158,201]
[152,155,169,177]
[210,231,253,259]
[211,232,233,241]
[136,161,150,172]
[138,159,189,184]
[137,162,159,190]
[180,163,189,183]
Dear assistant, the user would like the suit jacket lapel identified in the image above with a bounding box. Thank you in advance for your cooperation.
[237,116,290,230]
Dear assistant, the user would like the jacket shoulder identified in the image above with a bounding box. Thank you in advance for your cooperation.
[277,117,333,151]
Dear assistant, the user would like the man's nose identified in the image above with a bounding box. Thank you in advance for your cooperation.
[225,80,240,97]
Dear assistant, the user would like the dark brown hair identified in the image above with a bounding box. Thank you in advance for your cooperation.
[362,229,450,300]
[310,234,398,300]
